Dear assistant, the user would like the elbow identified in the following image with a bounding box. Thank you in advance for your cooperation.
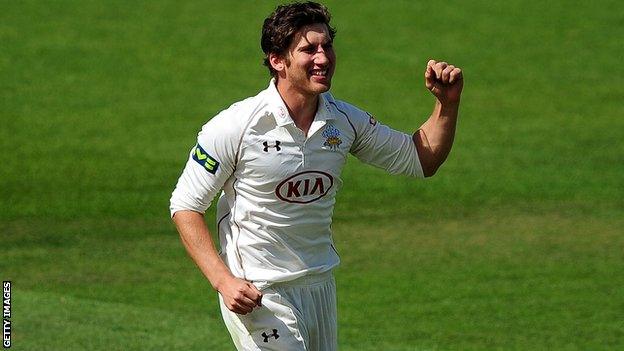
[413,131,440,178]
[422,162,440,178]
[417,146,447,177]
[417,151,441,177]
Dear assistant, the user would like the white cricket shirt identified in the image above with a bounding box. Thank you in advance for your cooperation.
[170,79,424,288]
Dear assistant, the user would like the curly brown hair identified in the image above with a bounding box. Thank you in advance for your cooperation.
[261,1,337,77]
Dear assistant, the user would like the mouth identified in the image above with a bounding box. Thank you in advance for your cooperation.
[310,68,328,78]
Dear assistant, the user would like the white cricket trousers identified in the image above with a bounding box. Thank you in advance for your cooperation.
[219,271,338,351]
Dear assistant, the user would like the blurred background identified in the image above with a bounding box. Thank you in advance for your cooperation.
[2,1,623,349]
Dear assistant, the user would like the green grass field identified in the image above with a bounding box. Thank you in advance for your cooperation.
[2,1,623,350]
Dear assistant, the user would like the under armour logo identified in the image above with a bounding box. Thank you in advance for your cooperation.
[263,140,281,152]
[261,329,279,342]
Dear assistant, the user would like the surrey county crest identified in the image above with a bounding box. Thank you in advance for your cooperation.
[322,124,342,150]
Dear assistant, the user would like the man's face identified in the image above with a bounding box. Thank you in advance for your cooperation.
[279,23,336,96]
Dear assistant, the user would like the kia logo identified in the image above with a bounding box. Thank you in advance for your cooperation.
[275,171,334,204]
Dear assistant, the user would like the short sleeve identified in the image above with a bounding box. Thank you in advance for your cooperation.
[169,110,241,217]
[346,103,424,178]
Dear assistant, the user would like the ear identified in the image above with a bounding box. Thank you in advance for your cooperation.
[269,52,286,73]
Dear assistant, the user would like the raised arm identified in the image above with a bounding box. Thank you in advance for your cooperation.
[173,210,262,315]
[413,59,463,177]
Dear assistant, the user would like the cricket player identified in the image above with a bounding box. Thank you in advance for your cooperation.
[170,2,463,350]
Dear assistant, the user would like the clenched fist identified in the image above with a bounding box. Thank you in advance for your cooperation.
[425,59,463,104]
[219,276,263,315]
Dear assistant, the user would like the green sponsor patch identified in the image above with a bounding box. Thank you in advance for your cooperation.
[192,144,220,174]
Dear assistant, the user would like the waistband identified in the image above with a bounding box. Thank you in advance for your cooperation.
[257,270,334,290]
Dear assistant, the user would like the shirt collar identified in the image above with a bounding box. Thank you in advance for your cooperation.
[265,78,335,127]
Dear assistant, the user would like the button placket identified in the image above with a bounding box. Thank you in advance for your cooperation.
[301,137,308,168]
[289,126,306,167]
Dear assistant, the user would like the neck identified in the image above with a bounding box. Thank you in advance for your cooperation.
[275,79,319,135]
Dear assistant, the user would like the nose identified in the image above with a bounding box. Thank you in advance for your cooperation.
[314,46,330,65]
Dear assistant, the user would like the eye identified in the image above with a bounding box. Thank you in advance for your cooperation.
[298,45,314,53]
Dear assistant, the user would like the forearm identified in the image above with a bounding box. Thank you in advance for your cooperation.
[172,210,234,291]
[413,99,460,177]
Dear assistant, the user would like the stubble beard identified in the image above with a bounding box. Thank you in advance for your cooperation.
[283,58,332,97]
